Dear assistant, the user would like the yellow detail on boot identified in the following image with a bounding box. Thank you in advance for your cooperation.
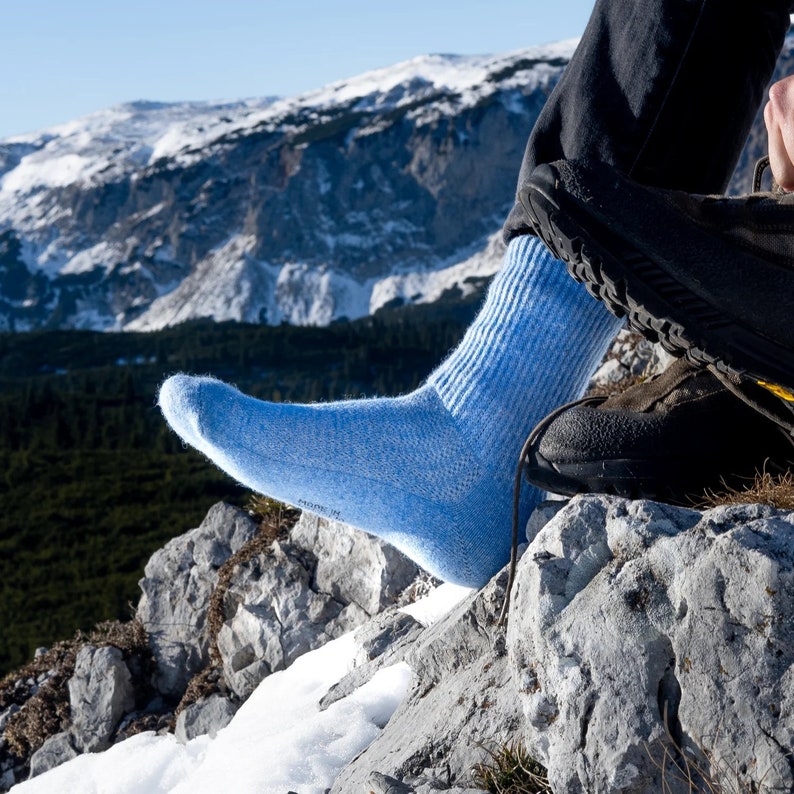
[757,381,794,402]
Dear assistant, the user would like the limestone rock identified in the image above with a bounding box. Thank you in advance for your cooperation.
[68,646,135,752]
[215,512,422,699]
[320,609,424,710]
[174,695,238,743]
[216,538,344,699]
[325,602,372,637]
[588,329,672,393]
[135,501,422,705]
[507,495,794,794]
[291,512,421,615]
[331,495,794,793]
[331,571,522,792]
[0,770,14,792]
[367,771,486,793]
[136,502,260,696]
[27,732,78,779]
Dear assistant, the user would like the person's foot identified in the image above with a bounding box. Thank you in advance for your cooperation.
[158,236,622,588]
[520,158,794,399]
[523,358,794,506]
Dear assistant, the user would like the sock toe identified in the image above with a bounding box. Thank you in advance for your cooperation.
[159,374,213,450]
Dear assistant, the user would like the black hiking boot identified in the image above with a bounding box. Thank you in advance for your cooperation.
[523,358,794,506]
[520,158,794,400]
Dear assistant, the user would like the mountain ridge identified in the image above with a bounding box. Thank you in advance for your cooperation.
[0,42,577,332]
[1,31,790,333]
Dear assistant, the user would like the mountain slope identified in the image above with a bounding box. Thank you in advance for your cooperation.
[0,42,575,331]
[2,29,788,334]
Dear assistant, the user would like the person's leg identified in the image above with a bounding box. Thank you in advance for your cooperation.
[160,236,621,588]
[161,0,790,588]
[511,1,794,507]
[504,0,794,239]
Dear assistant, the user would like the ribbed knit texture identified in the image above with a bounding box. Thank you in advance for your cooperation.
[159,236,622,586]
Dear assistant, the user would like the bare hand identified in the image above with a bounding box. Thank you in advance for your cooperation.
[764,75,794,191]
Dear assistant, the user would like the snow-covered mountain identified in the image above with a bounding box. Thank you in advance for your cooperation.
[3,26,787,334]
[0,42,576,332]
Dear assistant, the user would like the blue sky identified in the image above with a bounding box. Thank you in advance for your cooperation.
[1,1,594,140]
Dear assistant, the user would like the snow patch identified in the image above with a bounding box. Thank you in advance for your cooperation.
[369,230,504,312]
[14,583,471,794]
[60,241,119,276]
[1,153,94,192]
[274,262,371,326]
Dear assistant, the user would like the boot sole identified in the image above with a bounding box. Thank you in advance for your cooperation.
[526,447,704,504]
[523,399,718,505]
[521,165,794,393]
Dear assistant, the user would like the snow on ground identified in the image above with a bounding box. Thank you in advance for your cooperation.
[12,582,473,794]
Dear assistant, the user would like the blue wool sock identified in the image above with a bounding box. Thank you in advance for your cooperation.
[159,236,622,587]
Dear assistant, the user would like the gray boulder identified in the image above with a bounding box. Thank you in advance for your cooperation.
[215,510,422,699]
[136,501,423,704]
[291,513,421,615]
[174,695,238,743]
[331,570,522,792]
[216,538,344,699]
[507,495,794,794]
[136,502,260,696]
[320,609,425,710]
[68,645,135,752]
[27,732,78,779]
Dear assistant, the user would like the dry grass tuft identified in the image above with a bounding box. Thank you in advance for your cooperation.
[173,666,224,722]
[2,653,74,759]
[648,733,790,793]
[205,498,300,666]
[701,470,794,511]
[587,373,646,399]
[472,741,552,794]
[82,617,150,657]
[246,495,301,541]
[1,617,151,759]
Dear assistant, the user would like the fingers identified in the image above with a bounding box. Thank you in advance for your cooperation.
[764,76,794,191]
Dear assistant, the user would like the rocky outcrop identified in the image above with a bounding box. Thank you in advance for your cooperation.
[509,496,794,794]
[331,570,521,793]
[136,502,261,696]
[4,488,793,792]
[137,503,421,701]
[334,495,794,793]
[27,733,78,780]
[292,513,422,616]
[0,501,423,789]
